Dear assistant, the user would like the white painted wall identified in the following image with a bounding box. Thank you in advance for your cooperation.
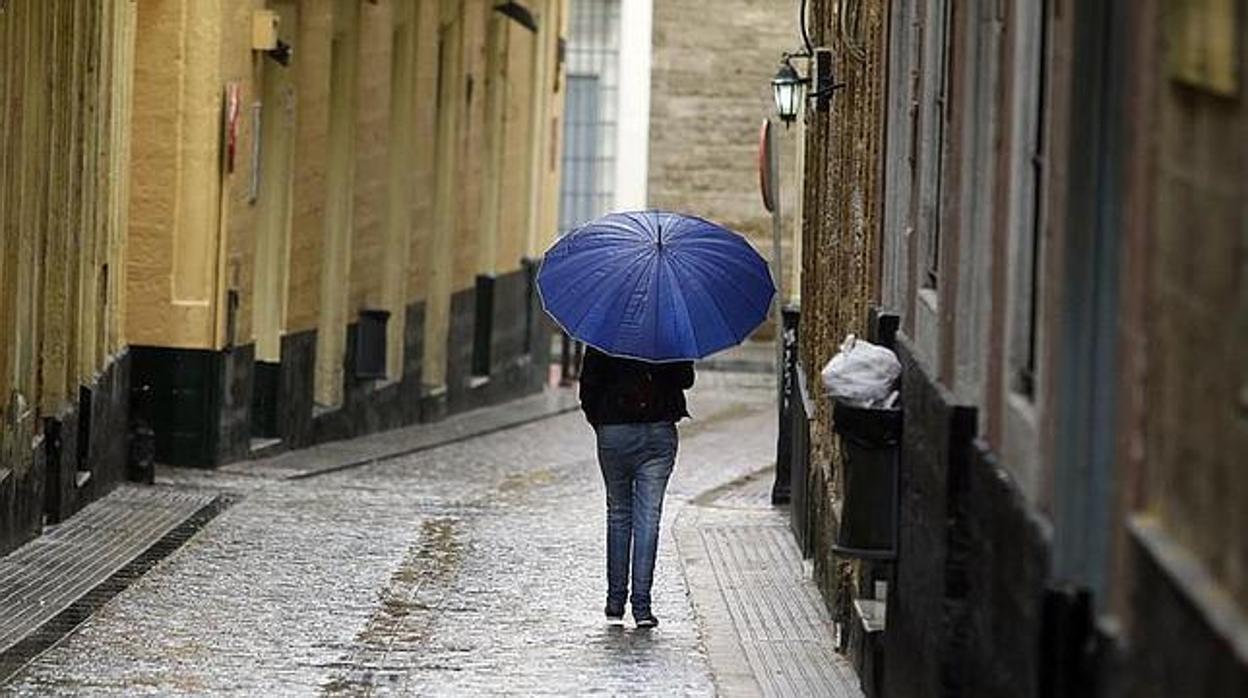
[613,0,652,210]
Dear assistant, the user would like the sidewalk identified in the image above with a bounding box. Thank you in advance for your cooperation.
[679,470,861,697]
[223,386,582,480]
[0,486,229,684]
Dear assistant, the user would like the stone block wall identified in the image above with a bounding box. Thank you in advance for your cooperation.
[648,0,801,311]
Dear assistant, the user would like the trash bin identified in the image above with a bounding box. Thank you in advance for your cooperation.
[831,399,901,560]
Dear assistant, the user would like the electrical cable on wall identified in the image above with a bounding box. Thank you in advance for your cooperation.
[838,0,868,63]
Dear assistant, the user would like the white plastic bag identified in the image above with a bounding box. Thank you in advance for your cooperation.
[820,334,902,408]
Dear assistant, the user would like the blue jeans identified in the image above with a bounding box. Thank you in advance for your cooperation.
[595,422,678,614]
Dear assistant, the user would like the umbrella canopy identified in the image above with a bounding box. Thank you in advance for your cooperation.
[537,210,776,362]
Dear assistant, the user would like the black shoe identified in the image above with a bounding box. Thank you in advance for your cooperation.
[634,611,659,629]
[605,603,625,625]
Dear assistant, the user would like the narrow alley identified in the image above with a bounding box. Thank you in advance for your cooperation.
[2,371,858,696]
[2,0,1243,695]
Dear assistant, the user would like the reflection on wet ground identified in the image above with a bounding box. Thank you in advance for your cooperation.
[6,378,775,696]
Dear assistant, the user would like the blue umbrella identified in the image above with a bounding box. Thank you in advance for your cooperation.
[537,210,776,362]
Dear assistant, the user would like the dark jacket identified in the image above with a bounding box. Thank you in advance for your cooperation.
[578,347,695,426]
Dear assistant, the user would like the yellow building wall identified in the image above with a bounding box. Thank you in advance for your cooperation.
[1,0,134,449]
[419,0,566,390]
[381,1,421,379]
[535,0,568,260]
[287,0,334,335]
[128,0,232,350]
[497,20,538,273]
[2,0,566,475]
[122,0,567,388]
[350,1,396,315]
[408,0,442,305]
[314,0,362,406]
[252,1,301,362]
[218,0,275,350]
[422,0,465,389]
[477,11,511,277]
[452,0,489,292]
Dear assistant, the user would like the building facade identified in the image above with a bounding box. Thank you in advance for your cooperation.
[128,0,567,468]
[787,0,1248,696]
[0,0,568,556]
[0,0,137,555]
[557,0,653,235]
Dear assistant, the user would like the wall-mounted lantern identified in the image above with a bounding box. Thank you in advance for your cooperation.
[770,0,844,127]
[771,59,806,125]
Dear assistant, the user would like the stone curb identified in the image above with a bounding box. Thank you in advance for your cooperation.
[224,386,582,480]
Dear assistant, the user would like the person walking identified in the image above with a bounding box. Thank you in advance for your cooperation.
[579,346,695,628]
[537,211,773,626]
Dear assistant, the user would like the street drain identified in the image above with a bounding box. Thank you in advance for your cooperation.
[0,495,234,685]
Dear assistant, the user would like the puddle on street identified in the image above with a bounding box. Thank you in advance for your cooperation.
[496,467,557,494]
[321,517,465,696]
[679,401,766,438]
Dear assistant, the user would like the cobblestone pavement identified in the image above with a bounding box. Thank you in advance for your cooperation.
[4,372,855,696]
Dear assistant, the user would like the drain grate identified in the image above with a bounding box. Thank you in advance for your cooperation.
[0,491,231,684]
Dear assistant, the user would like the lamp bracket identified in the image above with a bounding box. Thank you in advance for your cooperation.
[810,47,838,112]
[494,1,539,33]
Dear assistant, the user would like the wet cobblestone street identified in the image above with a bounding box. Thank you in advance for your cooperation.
[3,374,834,696]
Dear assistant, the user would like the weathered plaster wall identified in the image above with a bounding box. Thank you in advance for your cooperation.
[219,0,273,350]
[287,0,334,334]
[534,0,569,261]
[128,0,230,349]
[351,1,396,315]
[1146,0,1248,622]
[6,0,566,480]
[0,0,136,555]
[408,0,441,304]
[498,21,539,272]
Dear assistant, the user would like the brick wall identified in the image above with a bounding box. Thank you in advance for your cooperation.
[792,0,889,627]
[798,0,887,476]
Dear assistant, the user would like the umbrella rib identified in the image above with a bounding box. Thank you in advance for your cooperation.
[666,253,742,353]
[597,252,656,352]
[664,256,701,358]
[545,246,642,292]
[671,250,774,319]
[564,250,655,337]
[680,240,776,290]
